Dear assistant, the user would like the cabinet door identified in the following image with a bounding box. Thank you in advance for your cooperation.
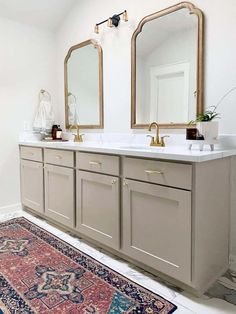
[77,170,120,249]
[21,160,44,213]
[45,164,74,228]
[123,179,191,284]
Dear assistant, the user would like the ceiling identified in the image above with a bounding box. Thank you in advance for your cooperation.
[0,0,77,31]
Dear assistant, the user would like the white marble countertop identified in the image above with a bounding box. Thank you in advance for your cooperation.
[18,140,236,162]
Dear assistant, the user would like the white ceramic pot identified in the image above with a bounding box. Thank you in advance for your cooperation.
[196,121,219,140]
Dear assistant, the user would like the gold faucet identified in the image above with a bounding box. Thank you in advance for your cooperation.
[69,125,84,142]
[147,122,169,147]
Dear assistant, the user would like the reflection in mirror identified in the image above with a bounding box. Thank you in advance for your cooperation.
[131,3,204,128]
[65,40,103,129]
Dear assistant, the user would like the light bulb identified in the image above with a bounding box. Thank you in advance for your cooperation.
[122,10,128,22]
[107,18,113,28]
[94,24,99,34]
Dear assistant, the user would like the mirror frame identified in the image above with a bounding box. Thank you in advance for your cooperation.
[131,2,204,129]
[64,39,104,129]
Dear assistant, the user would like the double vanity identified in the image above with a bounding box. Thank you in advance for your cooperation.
[19,141,232,294]
[18,0,233,296]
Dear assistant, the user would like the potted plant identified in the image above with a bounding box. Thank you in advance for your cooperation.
[187,86,236,141]
[195,106,220,140]
[188,106,220,140]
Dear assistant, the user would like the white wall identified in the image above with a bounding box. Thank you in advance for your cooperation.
[0,17,57,209]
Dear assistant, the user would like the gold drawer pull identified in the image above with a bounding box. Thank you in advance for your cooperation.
[89,161,101,165]
[145,170,163,175]
[27,152,34,156]
[55,155,62,159]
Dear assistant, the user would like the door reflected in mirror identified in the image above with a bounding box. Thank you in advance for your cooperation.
[64,40,104,129]
[132,3,204,128]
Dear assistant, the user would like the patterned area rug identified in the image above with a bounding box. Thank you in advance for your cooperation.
[0,218,177,313]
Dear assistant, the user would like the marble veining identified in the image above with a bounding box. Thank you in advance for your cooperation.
[1,208,236,314]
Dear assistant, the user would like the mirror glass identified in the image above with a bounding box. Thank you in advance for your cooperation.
[65,40,103,129]
[132,3,203,128]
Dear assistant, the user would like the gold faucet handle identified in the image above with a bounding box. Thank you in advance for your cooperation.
[79,134,84,141]
[73,133,84,142]
[146,135,155,146]
[160,135,170,147]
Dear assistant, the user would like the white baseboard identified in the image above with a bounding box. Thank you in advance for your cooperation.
[230,254,236,272]
[0,203,22,214]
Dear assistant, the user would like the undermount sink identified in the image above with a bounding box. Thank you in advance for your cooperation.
[119,145,165,150]
[41,140,72,144]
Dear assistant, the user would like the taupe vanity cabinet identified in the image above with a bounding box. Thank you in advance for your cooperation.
[20,146,75,228]
[122,158,192,284]
[19,145,230,294]
[20,147,44,214]
[44,149,75,228]
[76,152,120,249]
[122,156,230,290]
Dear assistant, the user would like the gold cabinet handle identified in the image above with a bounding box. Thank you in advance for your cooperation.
[89,161,101,165]
[145,169,163,175]
[123,180,128,187]
[55,155,62,159]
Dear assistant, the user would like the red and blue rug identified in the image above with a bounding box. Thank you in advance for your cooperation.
[0,217,177,313]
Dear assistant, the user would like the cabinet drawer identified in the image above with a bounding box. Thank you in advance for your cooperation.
[123,157,192,190]
[76,152,119,176]
[20,146,42,162]
[44,149,74,167]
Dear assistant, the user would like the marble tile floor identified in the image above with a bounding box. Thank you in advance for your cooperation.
[0,209,236,314]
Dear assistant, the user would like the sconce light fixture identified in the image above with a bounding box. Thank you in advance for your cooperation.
[94,10,128,34]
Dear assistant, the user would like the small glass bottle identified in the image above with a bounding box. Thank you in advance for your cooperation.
[56,125,62,140]
[51,125,58,140]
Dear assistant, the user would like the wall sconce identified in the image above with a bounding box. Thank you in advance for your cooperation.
[94,10,128,34]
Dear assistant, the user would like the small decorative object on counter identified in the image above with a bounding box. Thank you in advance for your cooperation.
[56,125,62,140]
[189,106,220,141]
[51,124,63,140]
[51,124,59,140]
[186,128,201,140]
[187,108,220,151]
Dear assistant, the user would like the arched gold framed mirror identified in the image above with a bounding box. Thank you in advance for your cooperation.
[64,39,104,129]
[131,2,204,128]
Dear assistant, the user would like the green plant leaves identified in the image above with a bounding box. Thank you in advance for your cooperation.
[189,105,220,124]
